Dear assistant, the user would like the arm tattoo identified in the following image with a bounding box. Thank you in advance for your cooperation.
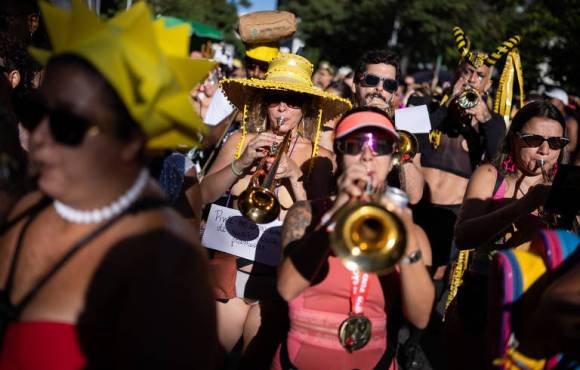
[281,201,313,249]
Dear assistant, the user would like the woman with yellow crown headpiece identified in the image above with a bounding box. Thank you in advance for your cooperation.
[0,1,221,369]
[200,53,351,360]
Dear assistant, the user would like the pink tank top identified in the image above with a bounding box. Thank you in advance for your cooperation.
[280,256,396,370]
[493,177,507,200]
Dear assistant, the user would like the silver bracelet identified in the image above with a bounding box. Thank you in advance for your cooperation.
[230,160,243,176]
[400,249,422,264]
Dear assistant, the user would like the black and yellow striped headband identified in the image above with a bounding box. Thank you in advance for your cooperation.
[452,27,521,68]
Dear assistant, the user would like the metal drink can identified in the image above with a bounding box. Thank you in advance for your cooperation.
[384,186,409,209]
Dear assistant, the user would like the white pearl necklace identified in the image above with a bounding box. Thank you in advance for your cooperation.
[54,168,149,224]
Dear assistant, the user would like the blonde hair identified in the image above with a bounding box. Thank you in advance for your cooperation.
[245,92,320,142]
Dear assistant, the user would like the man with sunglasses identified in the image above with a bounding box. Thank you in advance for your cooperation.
[353,49,425,206]
[352,49,430,369]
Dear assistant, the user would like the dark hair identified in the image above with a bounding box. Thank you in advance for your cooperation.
[0,106,28,216]
[0,32,26,71]
[325,80,353,103]
[354,49,401,83]
[493,100,567,175]
[46,55,141,142]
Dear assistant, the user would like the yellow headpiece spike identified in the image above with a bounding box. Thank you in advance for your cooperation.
[37,1,70,52]
[485,35,521,66]
[154,20,190,57]
[452,27,471,59]
[29,0,216,151]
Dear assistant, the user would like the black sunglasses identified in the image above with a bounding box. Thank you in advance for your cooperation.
[245,59,269,73]
[265,92,306,109]
[516,132,570,150]
[360,73,398,93]
[22,100,97,146]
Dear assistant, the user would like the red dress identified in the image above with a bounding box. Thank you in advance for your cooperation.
[0,322,85,370]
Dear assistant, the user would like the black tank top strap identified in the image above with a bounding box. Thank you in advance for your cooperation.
[4,196,167,316]
[0,197,52,236]
[2,197,52,296]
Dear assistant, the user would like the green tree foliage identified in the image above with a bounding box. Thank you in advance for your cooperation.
[101,0,242,47]
[282,0,580,94]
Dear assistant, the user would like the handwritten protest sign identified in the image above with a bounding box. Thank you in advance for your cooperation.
[201,204,283,266]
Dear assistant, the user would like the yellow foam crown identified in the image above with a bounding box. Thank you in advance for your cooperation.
[29,0,216,151]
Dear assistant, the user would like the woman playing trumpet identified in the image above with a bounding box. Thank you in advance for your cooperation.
[275,107,433,370]
[447,101,570,369]
[200,53,350,362]
[455,100,570,250]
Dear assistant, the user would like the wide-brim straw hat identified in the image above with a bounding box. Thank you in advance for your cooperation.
[220,53,351,124]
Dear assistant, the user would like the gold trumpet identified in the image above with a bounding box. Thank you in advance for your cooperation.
[449,85,479,126]
[330,185,408,274]
[393,130,419,166]
[456,86,479,110]
[238,118,291,224]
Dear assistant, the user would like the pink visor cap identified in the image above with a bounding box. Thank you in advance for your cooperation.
[335,111,399,140]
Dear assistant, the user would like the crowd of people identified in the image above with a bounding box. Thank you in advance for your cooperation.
[0,1,579,370]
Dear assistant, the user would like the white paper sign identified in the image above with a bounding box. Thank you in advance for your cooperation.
[394,105,431,134]
[201,204,283,266]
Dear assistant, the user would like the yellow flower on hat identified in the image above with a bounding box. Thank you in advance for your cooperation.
[29,0,216,151]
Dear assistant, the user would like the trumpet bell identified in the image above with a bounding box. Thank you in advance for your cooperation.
[456,89,478,110]
[238,186,280,224]
[393,130,419,166]
[399,131,418,154]
[331,201,407,274]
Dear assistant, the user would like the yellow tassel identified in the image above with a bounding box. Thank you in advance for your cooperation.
[307,108,323,180]
[493,348,547,370]
[513,50,525,111]
[444,249,473,321]
[429,129,442,149]
[494,49,524,127]
[234,104,248,159]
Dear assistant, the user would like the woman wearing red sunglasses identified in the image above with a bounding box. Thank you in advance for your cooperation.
[274,107,434,370]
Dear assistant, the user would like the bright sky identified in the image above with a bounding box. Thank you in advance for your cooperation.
[237,0,277,14]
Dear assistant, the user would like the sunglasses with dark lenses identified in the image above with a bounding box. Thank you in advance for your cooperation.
[22,100,96,146]
[265,92,306,109]
[360,73,398,93]
[336,136,395,156]
[245,60,269,73]
[516,132,570,150]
